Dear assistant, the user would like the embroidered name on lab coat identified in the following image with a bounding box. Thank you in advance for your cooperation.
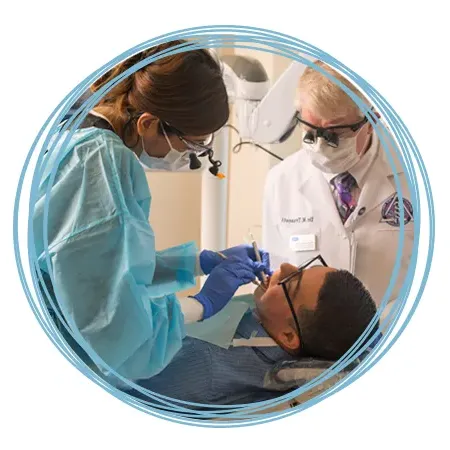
[281,216,314,224]
[380,194,414,227]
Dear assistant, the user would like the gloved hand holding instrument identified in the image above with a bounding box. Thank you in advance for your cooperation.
[199,244,272,281]
[191,256,266,320]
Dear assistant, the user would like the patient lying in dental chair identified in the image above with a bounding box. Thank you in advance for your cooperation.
[128,262,379,406]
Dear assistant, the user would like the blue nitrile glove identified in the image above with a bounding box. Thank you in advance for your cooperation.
[192,257,266,320]
[199,244,272,280]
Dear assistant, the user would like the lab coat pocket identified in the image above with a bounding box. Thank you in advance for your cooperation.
[373,227,414,301]
[374,227,414,273]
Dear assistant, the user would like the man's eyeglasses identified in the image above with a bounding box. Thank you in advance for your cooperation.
[296,112,369,148]
[278,255,328,353]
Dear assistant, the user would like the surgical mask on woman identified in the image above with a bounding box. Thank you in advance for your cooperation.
[139,125,191,171]
[304,128,366,174]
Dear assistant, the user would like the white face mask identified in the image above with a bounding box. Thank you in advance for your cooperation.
[139,126,191,172]
[304,129,365,174]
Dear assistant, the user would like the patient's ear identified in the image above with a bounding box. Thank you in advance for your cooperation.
[277,328,300,353]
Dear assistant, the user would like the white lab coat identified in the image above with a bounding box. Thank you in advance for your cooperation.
[262,127,414,319]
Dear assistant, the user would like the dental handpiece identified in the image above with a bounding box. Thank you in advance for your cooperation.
[249,233,268,286]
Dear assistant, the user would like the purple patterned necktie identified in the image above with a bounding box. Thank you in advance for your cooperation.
[331,172,360,223]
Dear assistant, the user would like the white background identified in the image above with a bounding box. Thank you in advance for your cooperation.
[1,1,449,448]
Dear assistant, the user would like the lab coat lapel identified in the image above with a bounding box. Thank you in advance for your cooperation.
[299,167,345,233]
[355,146,395,219]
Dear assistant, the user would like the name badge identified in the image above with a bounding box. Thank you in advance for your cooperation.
[289,234,316,252]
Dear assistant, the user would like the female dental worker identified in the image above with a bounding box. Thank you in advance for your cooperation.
[33,40,270,383]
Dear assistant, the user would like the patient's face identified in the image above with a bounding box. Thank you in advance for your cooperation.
[253,263,335,351]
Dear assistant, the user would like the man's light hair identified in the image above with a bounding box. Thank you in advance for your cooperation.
[297,60,370,121]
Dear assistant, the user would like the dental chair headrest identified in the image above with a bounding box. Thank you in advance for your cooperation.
[263,358,356,392]
[263,337,381,393]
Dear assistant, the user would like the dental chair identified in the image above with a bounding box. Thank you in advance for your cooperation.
[210,356,366,422]
[255,329,383,416]
[259,357,361,413]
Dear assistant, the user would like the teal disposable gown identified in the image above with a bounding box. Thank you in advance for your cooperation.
[33,127,198,381]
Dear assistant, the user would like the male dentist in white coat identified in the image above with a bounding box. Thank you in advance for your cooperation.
[262,60,414,321]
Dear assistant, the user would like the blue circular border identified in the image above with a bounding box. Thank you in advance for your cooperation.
[13,26,434,427]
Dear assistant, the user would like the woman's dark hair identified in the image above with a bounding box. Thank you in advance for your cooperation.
[91,40,229,146]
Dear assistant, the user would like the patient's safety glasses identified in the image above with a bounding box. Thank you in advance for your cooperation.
[278,255,328,352]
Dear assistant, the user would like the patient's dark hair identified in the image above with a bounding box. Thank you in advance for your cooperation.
[298,270,378,360]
